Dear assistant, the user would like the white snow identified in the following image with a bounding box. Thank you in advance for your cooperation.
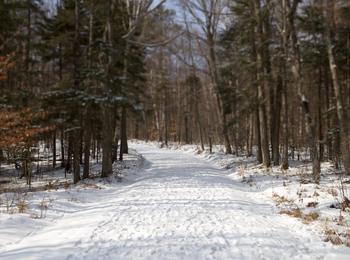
[1,142,350,259]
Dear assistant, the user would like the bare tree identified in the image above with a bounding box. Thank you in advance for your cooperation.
[181,0,233,154]
[251,0,271,167]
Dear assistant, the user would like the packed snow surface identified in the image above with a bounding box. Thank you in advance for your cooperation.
[0,143,349,259]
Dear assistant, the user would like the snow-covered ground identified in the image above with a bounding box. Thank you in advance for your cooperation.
[164,142,350,248]
[0,142,350,259]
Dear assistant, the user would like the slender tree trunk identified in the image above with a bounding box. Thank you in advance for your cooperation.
[119,106,128,161]
[102,106,113,177]
[25,0,31,91]
[83,136,90,179]
[72,0,81,184]
[318,69,324,162]
[134,120,139,139]
[164,105,168,146]
[73,131,81,184]
[61,128,65,168]
[208,36,232,154]
[195,103,205,151]
[281,75,289,170]
[79,130,83,164]
[263,0,276,165]
[58,39,64,169]
[83,115,91,179]
[209,136,213,154]
[325,69,333,161]
[253,0,270,167]
[113,124,119,164]
[65,134,72,175]
[255,109,263,163]
[184,114,189,144]
[281,0,289,169]
[272,74,282,166]
[250,27,262,162]
[83,2,94,179]
[101,0,115,177]
[247,114,253,157]
[53,130,56,168]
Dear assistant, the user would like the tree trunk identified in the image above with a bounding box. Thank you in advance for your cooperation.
[209,136,213,154]
[184,114,189,144]
[164,106,168,146]
[272,74,282,166]
[25,0,31,91]
[281,75,289,170]
[101,0,116,176]
[247,114,253,157]
[73,131,81,184]
[72,0,81,184]
[83,114,91,179]
[195,101,205,151]
[318,69,324,162]
[82,1,94,180]
[65,134,72,176]
[281,0,289,169]
[113,129,119,164]
[119,106,128,161]
[134,120,139,139]
[79,130,83,165]
[208,34,232,154]
[253,0,270,167]
[53,130,56,168]
[60,128,65,168]
[255,109,263,163]
[102,106,113,177]
[325,69,333,161]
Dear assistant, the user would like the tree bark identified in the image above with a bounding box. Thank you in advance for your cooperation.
[25,0,31,91]
[281,75,289,170]
[83,114,91,179]
[101,0,115,177]
[53,130,56,168]
[65,134,72,175]
[72,0,81,184]
[119,106,128,160]
[255,109,263,163]
[272,74,282,166]
[102,106,113,177]
[73,131,81,184]
[281,0,289,169]
[253,0,271,167]
[247,114,253,157]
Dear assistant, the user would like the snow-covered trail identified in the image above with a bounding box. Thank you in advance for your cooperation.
[0,143,348,260]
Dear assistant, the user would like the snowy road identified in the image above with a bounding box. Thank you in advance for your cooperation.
[0,143,349,259]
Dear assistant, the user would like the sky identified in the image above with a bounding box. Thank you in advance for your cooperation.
[164,0,178,9]
[43,0,177,8]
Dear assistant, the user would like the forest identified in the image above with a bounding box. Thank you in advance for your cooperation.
[1,0,350,258]
[0,0,350,184]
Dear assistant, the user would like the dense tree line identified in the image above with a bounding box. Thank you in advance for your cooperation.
[0,0,349,185]
[135,0,350,183]
[0,0,161,184]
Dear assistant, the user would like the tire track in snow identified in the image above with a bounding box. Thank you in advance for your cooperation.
[1,143,350,259]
